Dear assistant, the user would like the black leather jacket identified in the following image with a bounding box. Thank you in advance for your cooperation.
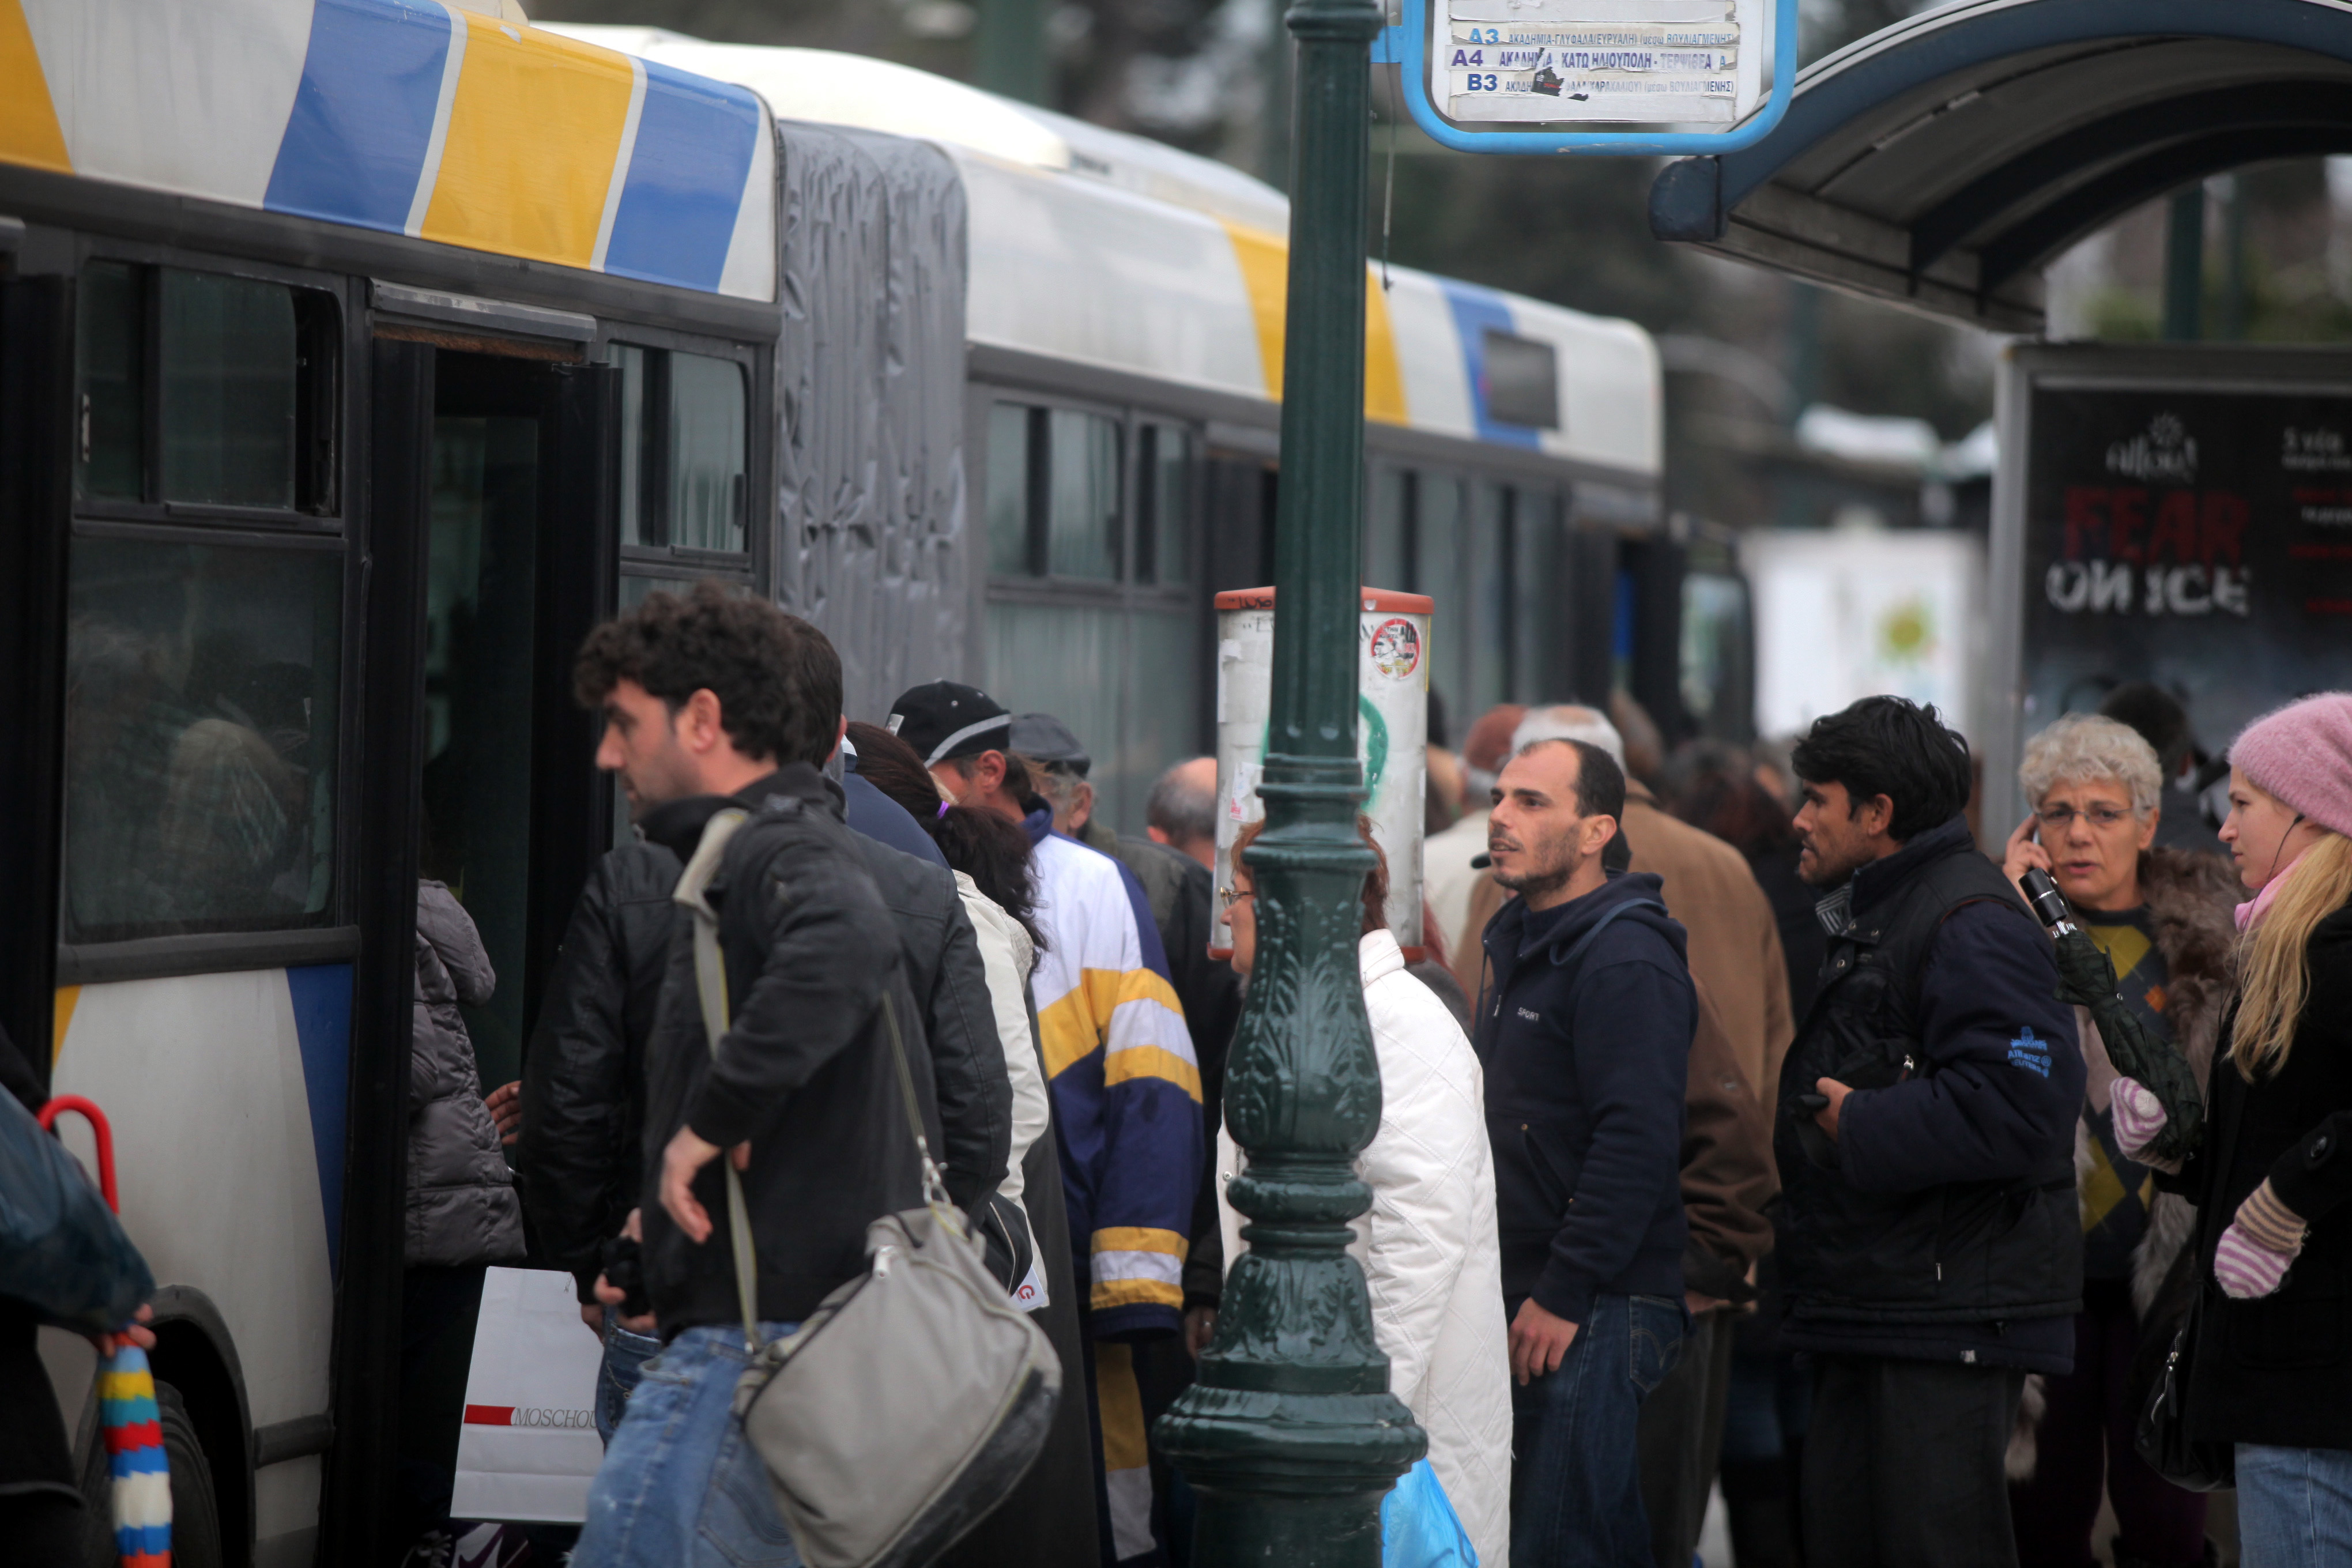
[519,841,681,1300]
[519,782,1013,1300]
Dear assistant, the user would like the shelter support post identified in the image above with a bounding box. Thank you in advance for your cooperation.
[974,0,1048,104]
[1155,0,1425,1559]
[2163,186,2206,341]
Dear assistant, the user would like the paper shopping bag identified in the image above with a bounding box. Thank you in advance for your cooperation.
[450,1267,607,1523]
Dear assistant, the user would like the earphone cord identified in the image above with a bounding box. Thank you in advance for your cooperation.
[2262,812,2308,888]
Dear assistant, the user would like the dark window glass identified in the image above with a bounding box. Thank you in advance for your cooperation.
[669,352,747,552]
[1047,408,1121,581]
[159,270,299,508]
[1417,473,1467,725]
[614,343,649,545]
[1468,480,1512,710]
[1366,466,1412,594]
[1137,423,1191,584]
[424,413,539,1067]
[63,539,341,941]
[76,262,143,501]
[987,403,1034,576]
[76,263,334,512]
[1483,330,1561,430]
[610,342,748,553]
[1511,488,1562,700]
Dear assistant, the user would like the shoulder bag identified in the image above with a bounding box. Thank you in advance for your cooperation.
[2131,1253,2233,1492]
[677,808,1061,1568]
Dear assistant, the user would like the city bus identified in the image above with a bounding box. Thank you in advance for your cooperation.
[0,5,1686,1562]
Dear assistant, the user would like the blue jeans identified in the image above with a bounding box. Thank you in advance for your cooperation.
[1509,1292,1685,1568]
[574,1322,804,1568]
[597,1318,665,1446]
[2236,1444,2352,1568]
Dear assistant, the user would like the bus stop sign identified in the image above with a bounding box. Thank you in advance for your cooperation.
[1381,0,1797,156]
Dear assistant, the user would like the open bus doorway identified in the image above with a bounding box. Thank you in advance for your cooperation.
[332,338,617,1561]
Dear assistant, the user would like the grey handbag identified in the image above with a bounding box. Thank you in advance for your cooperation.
[678,809,1061,1568]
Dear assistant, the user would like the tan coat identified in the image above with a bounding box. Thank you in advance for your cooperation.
[1451,782,1795,1107]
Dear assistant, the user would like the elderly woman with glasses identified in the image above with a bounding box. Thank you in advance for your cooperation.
[1997,713,2240,1568]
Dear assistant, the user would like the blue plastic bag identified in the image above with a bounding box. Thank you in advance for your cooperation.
[1381,1457,1479,1568]
[0,1089,150,1333]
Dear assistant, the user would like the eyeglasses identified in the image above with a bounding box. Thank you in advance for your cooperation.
[2035,803,2136,830]
[1218,885,1256,911]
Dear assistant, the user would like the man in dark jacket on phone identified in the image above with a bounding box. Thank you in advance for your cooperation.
[561,585,945,1566]
[1475,737,1695,1568]
[1778,696,2082,1568]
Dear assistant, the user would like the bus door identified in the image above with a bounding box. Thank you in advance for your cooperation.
[0,274,71,1077]
[326,333,617,1554]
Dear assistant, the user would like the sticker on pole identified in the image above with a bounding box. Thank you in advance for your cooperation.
[1386,0,1797,157]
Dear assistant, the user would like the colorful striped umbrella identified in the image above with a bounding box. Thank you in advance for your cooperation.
[38,1095,170,1568]
[99,1344,172,1567]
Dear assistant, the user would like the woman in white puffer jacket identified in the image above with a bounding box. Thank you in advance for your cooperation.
[1216,818,1514,1566]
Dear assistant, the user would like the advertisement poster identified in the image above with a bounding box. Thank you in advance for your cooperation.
[2021,380,2352,765]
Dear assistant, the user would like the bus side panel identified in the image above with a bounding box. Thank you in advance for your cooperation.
[50,967,343,1483]
[774,121,973,716]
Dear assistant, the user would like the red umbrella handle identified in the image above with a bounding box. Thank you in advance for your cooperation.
[39,1095,118,1214]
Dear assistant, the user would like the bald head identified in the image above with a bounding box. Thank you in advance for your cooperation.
[1512,704,1626,770]
[1148,756,1220,869]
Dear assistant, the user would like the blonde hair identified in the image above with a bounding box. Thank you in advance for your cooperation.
[2232,830,2352,1079]
[2018,713,2162,817]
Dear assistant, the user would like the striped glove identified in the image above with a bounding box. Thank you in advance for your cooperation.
[2215,1179,2307,1301]
[2111,1078,2177,1171]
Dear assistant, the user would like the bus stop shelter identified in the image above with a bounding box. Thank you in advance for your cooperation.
[1648,0,2352,333]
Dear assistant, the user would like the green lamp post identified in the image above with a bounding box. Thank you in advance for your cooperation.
[1154,0,1427,1559]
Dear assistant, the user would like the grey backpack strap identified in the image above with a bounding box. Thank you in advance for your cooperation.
[676,808,962,1354]
[676,808,759,1352]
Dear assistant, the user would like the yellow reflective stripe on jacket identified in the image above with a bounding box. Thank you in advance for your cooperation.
[1036,966,1188,1080]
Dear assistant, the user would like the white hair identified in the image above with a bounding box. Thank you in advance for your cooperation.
[2018,713,2162,816]
[1511,705,1625,769]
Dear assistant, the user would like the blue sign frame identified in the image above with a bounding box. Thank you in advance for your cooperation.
[1382,0,1800,156]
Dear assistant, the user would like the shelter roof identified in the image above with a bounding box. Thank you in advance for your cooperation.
[1648,0,2352,331]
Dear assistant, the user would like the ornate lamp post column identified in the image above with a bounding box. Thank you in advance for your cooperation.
[1156,0,1426,1559]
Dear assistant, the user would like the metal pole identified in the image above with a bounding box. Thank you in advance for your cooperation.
[1156,0,1425,1556]
[2162,186,2204,342]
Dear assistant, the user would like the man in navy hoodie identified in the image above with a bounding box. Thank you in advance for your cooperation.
[1475,737,1695,1567]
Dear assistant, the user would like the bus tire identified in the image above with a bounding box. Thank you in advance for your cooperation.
[77,1382,227,1568]
[157,1381,228,1568]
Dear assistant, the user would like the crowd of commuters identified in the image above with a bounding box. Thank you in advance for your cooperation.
[471,586,2352,1568]
[16,570,2352,1568]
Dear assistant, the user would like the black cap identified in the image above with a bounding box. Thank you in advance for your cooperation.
[887,680,1011,766]
[1011,713,1091,777]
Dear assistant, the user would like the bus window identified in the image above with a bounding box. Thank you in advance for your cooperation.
[160,270,299,508]
[1136,422,1191,585]
[983,395,1202,830]
[611,343,749,556]
[987,402,1038,576]
[1047,408,1122,581]
[1512,488,1565,702]
[76,262,142,500]
[75,262,338,514]
[1680,570,1754,741]
[62,538,341,943]
[1366,467,1412,593]
[1468,479,1511,711]
[1419,473,1467,725]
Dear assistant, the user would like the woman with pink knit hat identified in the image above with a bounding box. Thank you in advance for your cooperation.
[2110,692,2352,1566]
